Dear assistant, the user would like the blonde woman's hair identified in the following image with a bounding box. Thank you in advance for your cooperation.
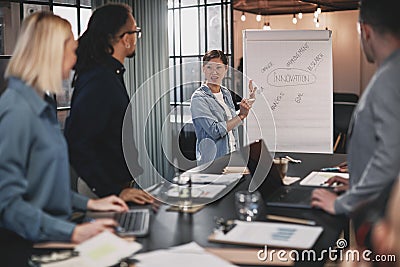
[5,12,72,94]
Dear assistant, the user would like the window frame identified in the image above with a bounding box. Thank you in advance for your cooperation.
[168,0,233,105]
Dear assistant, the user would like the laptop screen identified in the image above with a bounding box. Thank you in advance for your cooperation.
[242,140,283,195]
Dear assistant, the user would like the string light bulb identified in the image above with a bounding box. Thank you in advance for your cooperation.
[315,18,320,28]
[241,12,246,22]
[292,14,297,24]
[317,6,322,14]
[263,22,271,30]
[298,12,303,19]
[256,14,261,22]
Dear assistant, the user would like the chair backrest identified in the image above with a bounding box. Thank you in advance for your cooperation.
[333,93,359,103]
[333,102,357,153]
[333,102,357,133]
[178,123,197,170]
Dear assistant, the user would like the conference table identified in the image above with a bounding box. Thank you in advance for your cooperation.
[135,151,348,267]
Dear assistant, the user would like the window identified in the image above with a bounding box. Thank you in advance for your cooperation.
[168,0,232,104]
[0,1,91,53]
[0,0,92,129]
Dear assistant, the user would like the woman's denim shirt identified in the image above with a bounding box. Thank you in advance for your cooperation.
[190,84,240,165]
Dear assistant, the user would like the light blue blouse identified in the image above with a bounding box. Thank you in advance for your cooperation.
[0,77,88,242]
[190,84,240,165]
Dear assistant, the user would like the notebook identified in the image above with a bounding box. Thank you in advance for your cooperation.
[242,140,316,209]
[85,209,150,237]
[300,171,349,187]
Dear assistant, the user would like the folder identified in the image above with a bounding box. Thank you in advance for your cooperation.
[205,247,294,266]
[208,220,323,249]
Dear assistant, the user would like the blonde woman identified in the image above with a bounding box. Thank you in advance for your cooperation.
[0,12,128,266]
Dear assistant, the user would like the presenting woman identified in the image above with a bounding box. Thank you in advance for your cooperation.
[0,12,128,266]
[190,50,255,165]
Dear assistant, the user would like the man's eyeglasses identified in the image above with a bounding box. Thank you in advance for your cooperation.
[119,27,142,39]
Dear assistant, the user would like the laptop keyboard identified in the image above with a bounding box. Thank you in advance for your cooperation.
[114,209,150,236]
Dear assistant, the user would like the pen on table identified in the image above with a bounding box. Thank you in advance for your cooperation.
[266,215,316,226]
[320,167,341,172]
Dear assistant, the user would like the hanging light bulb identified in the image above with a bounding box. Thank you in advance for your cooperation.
[292,14,297,24]
[316,18,320,28]
[256,14,262,22]
[314,11,318,18]
[298,12,303,19]
[241,12,246,22]
[313,17,318,23]
[263,22,268,30]
[317,6,322,14]
[263,22,271,30]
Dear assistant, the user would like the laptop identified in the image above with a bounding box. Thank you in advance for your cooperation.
[84,208,150,237]
[241,139,316,209]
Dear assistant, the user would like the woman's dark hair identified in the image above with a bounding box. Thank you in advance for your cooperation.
[74,3,132,76]
[203,50,228,66]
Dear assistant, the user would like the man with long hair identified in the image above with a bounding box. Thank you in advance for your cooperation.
[65,4,154,204]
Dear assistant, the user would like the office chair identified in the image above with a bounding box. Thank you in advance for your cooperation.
[333,93,359,153]
[333,92,359,103]
[333,102,357,153]
[178,123,197,170]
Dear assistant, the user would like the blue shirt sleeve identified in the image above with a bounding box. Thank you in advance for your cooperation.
[0,108,76,242]
[71,191,89,211]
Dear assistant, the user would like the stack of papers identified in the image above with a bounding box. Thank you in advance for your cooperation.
[181,173,242,184]
[133,242,238,267]
[43,231,142,267]
[211,220,323,249]
[223,166,250,174]
[167,184,226,199]
[282,176,301,185]
[300,172,349,187]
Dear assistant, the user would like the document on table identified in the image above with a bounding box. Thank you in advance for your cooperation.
[43,231,142,267]
[282,176,300,185]
[300,171,349,187]
[211,220,323,249]
[181,173,242,184]
[223,166,250,174]
[133,242,238,267]
[167,184,226,198]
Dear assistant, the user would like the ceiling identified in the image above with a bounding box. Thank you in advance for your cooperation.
[233,0,360,16]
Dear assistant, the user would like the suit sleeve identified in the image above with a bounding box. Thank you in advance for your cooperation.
[335,75,400,215]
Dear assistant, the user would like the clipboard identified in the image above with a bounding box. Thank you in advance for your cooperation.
[208,220,323,249]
